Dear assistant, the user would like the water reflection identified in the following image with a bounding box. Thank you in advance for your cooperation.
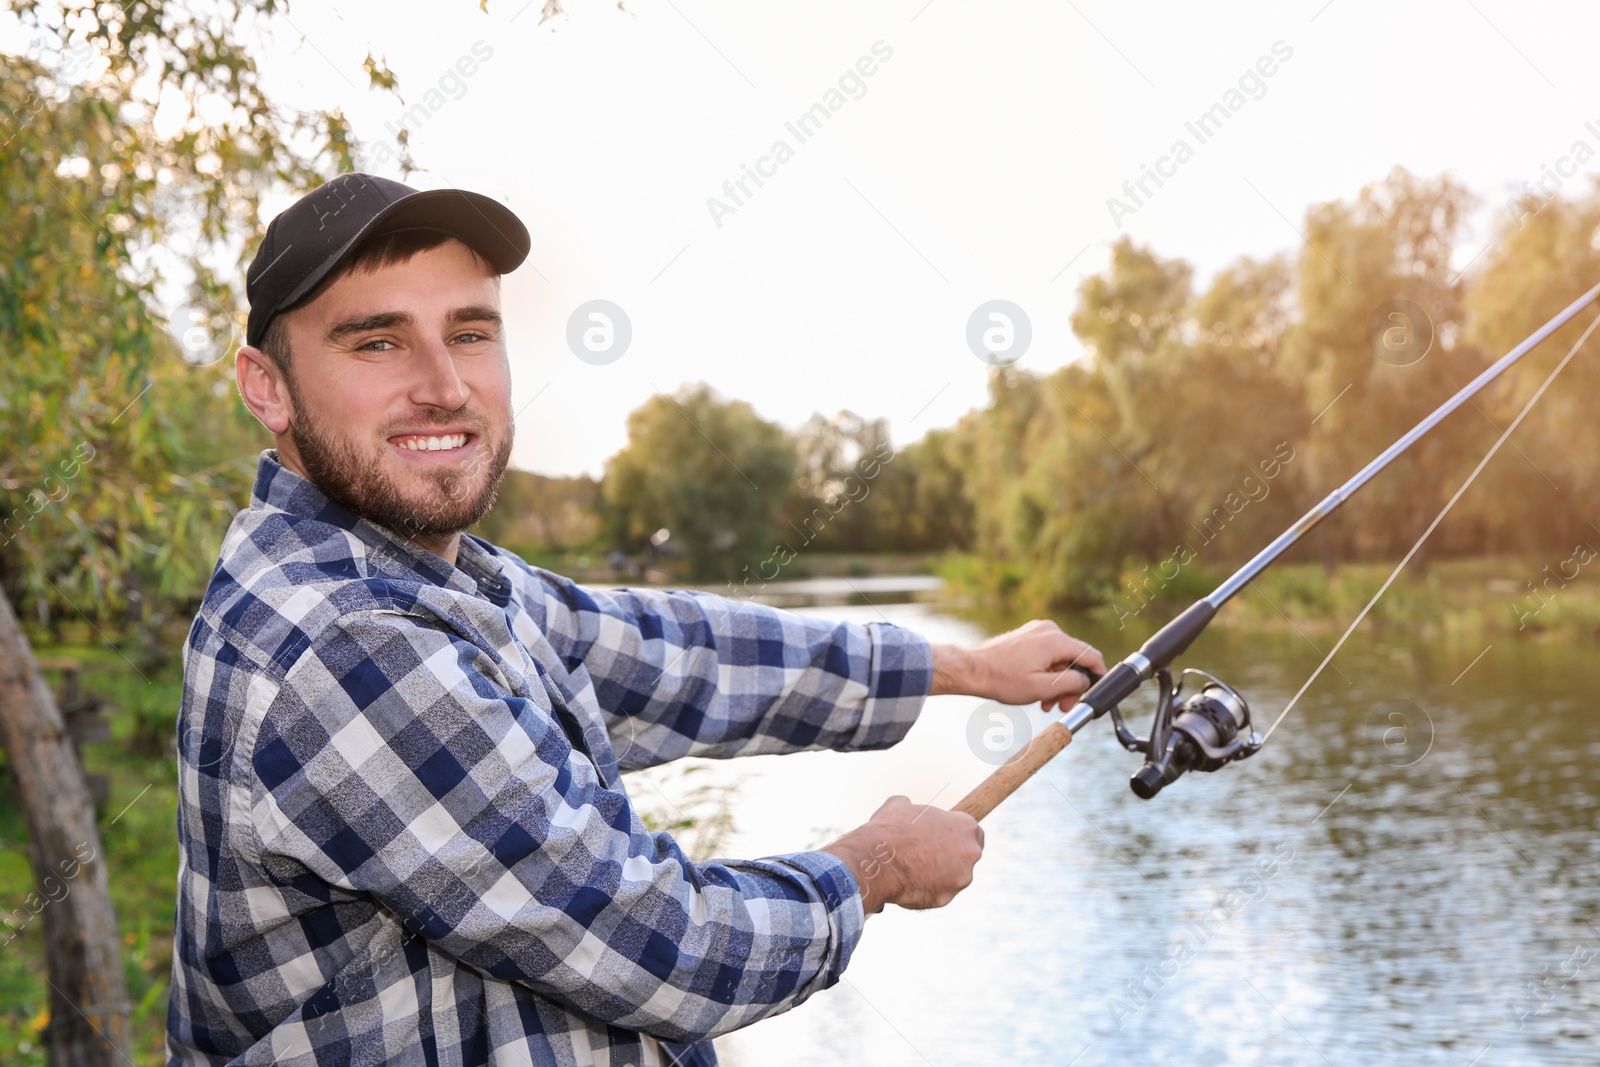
[639,586,1599,1066]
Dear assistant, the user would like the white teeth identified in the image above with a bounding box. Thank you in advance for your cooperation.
[397,433,467,451]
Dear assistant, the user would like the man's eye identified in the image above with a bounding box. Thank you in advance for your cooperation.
[358,339,395,352]
[451,332,488,344]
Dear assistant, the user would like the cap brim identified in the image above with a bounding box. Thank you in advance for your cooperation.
[275,188,531,317]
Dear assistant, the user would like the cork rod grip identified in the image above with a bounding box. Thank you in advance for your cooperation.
[951,721,1073,822]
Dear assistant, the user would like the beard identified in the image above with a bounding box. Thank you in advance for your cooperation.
[284,376,513,543]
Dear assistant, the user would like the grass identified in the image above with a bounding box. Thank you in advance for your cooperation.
[1216,556,1600,640]
[760,552,943,579]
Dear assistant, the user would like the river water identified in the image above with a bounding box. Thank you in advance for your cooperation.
[627,581,1600,1066]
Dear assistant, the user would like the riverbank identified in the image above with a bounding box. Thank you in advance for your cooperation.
[1217,555,1600,639]
[511,548,1600,642]
[938,553,1600,642]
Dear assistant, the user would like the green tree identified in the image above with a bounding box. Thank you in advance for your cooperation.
[937,168,1594,620]
[472,470,603,558]
[869,427,974,553]
[1065,237,1197,554]
[1281,167,1485,568]
[1162,253,1306,559]
[602,384,798,580]
[961,238,1218,610]
[0,3,363,1061]
[1462,179,1600,554]
[785,409,895,553]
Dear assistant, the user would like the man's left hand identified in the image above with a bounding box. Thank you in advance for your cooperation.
[930,619,1106,712]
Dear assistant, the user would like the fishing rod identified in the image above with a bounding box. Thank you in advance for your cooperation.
[954,279,1600,819]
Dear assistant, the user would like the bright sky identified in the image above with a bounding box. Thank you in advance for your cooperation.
[173,1,1600,474]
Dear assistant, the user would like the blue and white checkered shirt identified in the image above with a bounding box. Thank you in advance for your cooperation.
[167,450,934,1066]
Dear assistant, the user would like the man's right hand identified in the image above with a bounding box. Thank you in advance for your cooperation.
[820,796,984,915]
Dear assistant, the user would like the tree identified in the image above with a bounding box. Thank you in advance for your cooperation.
[935,167,1600,619]
[472,470,603,557]
[1,2,359,1060]
[1066,237,1197,556]
[1162,253,1306,558]
[864,427,974,553]
[1462,179,1600,554]
[601,384,798,580]
[785,410,895,554]
[1280,168,1485,568]
[955,238,1218,610]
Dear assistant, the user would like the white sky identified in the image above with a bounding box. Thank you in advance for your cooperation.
[207,1,1600,475]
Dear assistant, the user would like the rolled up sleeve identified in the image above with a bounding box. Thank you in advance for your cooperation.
[248,609,871,1043]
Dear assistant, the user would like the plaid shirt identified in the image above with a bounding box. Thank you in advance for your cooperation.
[167,450,933,1066]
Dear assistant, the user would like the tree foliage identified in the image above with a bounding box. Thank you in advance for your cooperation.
[595,397,974,578]
[601,384,799,580]
[472,469,602,556]
[1464,179,1600,553]
[1,0,358,663]
[1,4,378,1062]
[937,169,1600,615]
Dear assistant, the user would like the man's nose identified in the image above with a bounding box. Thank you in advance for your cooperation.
[409,337,469,410]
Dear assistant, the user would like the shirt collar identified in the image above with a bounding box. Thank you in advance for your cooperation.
[250,448,513,608]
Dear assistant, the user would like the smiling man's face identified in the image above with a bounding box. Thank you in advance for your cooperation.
[238,236,515,563]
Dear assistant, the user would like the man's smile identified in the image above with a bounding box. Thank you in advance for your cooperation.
[387,430,479,463]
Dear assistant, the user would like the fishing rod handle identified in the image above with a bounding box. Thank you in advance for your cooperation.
[950,664,1114,821]
[952,721,1074,822]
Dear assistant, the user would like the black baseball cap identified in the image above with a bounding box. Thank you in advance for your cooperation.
[244,173,530,348]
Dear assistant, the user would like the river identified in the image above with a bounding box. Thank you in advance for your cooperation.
[624,580,1600,1066]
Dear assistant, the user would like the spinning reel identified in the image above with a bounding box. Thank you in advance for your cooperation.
[1106,668,1263,799]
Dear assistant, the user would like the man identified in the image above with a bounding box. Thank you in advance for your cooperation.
[168,174,1105,1066]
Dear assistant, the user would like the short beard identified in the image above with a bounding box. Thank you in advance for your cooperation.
[283,372,513,544]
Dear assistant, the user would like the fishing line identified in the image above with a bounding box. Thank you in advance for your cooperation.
[1260,307,1600,744]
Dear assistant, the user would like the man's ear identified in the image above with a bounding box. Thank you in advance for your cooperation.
[236,345,293,434]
